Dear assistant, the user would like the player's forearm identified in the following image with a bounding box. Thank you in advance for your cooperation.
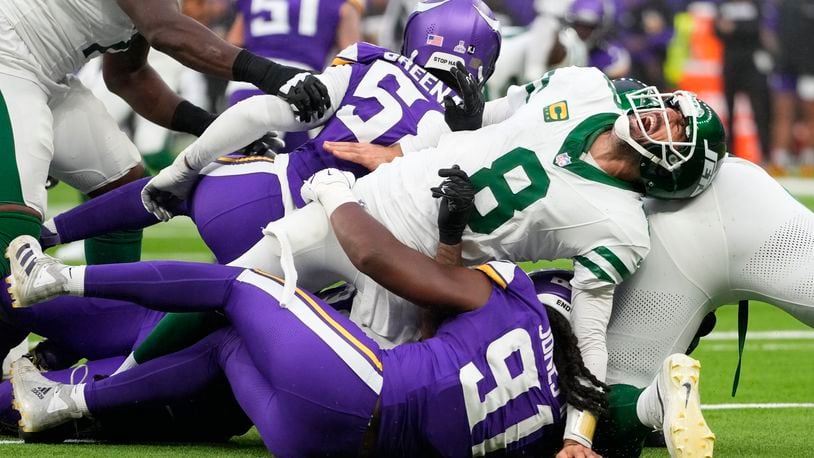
[140,15,240,80]
[106,63,193,130]
[180,95,293,171]
[330,203,487,312]
[569,285,615,382]
[435,242,463,266]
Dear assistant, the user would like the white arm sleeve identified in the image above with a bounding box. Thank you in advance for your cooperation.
[482,83,530,126]
[182,65,352,171]
[570,284,615,382]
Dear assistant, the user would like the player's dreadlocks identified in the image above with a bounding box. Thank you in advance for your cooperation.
[544,304,610,417]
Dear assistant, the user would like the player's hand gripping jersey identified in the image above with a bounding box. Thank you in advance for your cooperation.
[0,0,136,85]
[350,67,650,357]
[377,261,565,457]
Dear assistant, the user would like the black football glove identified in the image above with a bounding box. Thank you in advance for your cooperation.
[431,165,475,245]
[278,73,331,123]
[443,62,485,132]
[233,50,331,123]
[237,131,285,158]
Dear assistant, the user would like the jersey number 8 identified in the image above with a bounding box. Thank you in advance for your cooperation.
[469,147,550,234]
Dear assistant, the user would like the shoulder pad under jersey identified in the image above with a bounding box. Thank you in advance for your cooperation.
[331,42,397,67]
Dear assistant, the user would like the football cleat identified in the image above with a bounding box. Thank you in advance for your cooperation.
[10,357,83,433]
[658,354,715,458]
[5,235,69,308]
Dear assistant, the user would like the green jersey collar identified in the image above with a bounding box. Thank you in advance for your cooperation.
[553,113,643,193]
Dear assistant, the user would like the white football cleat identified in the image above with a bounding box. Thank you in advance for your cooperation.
[5,235,69,308]
[11,357,83,433]
[659,354,715,457]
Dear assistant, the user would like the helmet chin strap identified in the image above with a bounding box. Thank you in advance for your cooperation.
[613,115,659,164]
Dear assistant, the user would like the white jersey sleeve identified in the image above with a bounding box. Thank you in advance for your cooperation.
[182,65,351,171]
[570,284,615,382]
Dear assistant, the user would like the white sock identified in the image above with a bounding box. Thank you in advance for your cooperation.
[111,352,138,376]
[61,265,85,295]
[70,383,89,415]
[42,219,59,239]
[636,379,663,429]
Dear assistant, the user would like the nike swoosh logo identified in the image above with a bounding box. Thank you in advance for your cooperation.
[414,0,450,13]
[474,3,501,32]
[682,382,692,408]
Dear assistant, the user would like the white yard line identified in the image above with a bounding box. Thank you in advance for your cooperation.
[705,330,814,340]
[0,439,98,444]
[777,177,814,196]
[702,342,814,352]
[702,403,814,410]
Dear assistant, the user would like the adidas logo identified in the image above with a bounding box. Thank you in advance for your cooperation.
[30,386,52,400]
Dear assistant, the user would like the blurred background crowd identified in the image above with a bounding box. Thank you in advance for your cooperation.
[89,0,814,176]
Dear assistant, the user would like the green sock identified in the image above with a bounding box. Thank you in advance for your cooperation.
[0,212,39,356]
[84,227,143,265]
[0,211,41,277]
[133,312,229,364]
[142,149,175,175]
[593,384,652,458]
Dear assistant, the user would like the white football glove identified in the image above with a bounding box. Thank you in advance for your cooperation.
[141,153,198,222]
[300,168,357,216]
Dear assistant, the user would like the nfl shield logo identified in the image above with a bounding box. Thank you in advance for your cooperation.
[555,153,572,167]
[426,34,444,46]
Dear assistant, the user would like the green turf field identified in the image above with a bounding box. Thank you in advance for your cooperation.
[1,184,812,457]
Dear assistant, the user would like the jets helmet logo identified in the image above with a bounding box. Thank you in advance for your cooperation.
[544,101,569,122]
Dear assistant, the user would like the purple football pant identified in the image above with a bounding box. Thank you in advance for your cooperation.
[82,261,381,456]
[53,167,286,265]
[4,296,164,361]
[229,88,310,154]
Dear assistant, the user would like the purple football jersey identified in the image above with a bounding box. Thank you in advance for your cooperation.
[377,262,566,457]
[287,42,457,206]
[236,0,350,70]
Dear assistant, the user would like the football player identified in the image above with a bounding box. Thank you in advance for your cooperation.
[144,65,725,454]
[35,0,501,370]
[525,155,813,457]
[0,0,328,358]
[44,61,725,453]
[5,167,702,458]
[226,0,365,153]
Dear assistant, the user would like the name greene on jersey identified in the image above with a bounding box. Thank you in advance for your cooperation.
[380,51,460,105]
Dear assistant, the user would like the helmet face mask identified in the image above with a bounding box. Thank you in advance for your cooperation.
[616,87,702,172]
[401,0,502,86]
[611,80,728,199]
